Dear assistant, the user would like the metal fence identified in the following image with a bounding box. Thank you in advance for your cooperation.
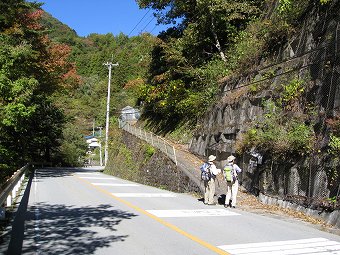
[119,120,177,165]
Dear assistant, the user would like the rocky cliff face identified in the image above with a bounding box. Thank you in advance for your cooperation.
[189,0,340,211]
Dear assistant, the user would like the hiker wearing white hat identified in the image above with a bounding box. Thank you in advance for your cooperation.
[223,155,242,208]
[202,155,221,205]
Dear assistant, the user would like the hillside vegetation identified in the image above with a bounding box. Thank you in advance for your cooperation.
[0,0,337,183]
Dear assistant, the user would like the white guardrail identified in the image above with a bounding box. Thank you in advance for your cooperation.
[119,120,177,165]
[0,163,29,219]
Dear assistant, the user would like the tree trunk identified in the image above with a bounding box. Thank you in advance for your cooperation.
[211,17,227,62]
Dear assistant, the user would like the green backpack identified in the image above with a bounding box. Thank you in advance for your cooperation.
[224,165,233,182]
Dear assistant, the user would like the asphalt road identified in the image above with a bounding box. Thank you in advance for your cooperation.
[3,167,340,255]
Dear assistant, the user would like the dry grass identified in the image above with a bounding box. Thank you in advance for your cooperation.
[237,189,337,231]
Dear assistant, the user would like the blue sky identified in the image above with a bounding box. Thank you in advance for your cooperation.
[37,0,170,37]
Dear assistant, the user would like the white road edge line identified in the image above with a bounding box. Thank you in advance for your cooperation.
[146,209,241,217]
[91,183,140,187]
[79,177,117,180]
[112,193,177,197]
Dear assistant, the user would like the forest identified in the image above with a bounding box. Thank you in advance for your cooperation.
[0,0,337,185]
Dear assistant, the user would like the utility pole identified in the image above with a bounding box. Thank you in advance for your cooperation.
[97,126,103,166]
[92,118,95,136]
[103,61,119,166]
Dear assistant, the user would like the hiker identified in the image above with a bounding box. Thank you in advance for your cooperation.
[203,155,221,205]
[223,155,242,208]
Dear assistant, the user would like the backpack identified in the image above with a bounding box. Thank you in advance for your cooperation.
[224,165,233,182]
[200,162,211,181]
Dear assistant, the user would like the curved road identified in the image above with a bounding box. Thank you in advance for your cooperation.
[3,167,340,254]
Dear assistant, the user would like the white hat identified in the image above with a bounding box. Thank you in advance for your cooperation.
[208,155,216,162]
[227,155,236,162]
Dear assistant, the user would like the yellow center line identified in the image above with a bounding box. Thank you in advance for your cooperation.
[76,176,230,255]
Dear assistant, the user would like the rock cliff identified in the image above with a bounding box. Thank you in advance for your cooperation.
[189,0,340,215]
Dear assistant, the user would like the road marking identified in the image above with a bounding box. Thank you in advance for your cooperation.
[76,172,100,175]
[218,238,340,255]
[112,193,177,197]
[79,177,117,180]
[147,209,240,218]
[77,176,230,255]
[91,183,139,187]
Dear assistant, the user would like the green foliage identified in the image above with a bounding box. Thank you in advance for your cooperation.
[51,32,159,137]
[279,78,305,106]
[40,12,78,43]
[327,196,337,204]
[277,0,331,25]
[226,22,266,71]
[136,0,321,137]
[0,163,13,186]
[140,47,226,131]
[239,99,315,160]
[328,134,340,157]
[2,0,330,169]
[135,0,263,132]
[144,144,155,159]
[166,121,195,144]
[287,122,314,152]
[58,122,88,166]
[278,0,332,13]
[0,1,88,170]
[105,128,141,180]
[226,15,295,73]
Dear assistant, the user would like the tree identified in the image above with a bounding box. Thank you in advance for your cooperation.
[138,0,262,62]
[0,0,78,175]
[136,0,262,131]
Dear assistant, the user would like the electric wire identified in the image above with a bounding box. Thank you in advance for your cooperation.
[138,1,209,35]
[140,14,156,34]
[127,8,151,37]
[109,4,340,116]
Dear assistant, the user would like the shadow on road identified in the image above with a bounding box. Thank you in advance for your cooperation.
[32,167,103,179]
[3,169,138,254]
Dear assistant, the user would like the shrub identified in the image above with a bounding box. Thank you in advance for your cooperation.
[328,134,340,157]
[238,99,315,160]
[144,144,155,159]
[280,78,305,106]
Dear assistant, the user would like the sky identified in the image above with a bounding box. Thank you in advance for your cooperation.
[36,0,170,37]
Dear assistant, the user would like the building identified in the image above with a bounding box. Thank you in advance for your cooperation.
[119,106,140,125]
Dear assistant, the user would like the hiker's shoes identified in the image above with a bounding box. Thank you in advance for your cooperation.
[224,204,236,208]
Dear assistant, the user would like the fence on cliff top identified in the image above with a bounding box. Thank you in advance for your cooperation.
[118,120,177,166]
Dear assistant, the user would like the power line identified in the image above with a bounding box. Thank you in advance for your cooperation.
[146,4,207,35]
[140,15,156,34]
[128,9,151,37]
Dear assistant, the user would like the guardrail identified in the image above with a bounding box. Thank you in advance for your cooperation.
[0,163,29,219]
[119,120,177,165]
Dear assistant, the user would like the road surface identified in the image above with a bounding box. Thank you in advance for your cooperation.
[2,167,340,254]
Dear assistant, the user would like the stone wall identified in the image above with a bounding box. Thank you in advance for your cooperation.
[105,131,201,195]
[189,0,340,213]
